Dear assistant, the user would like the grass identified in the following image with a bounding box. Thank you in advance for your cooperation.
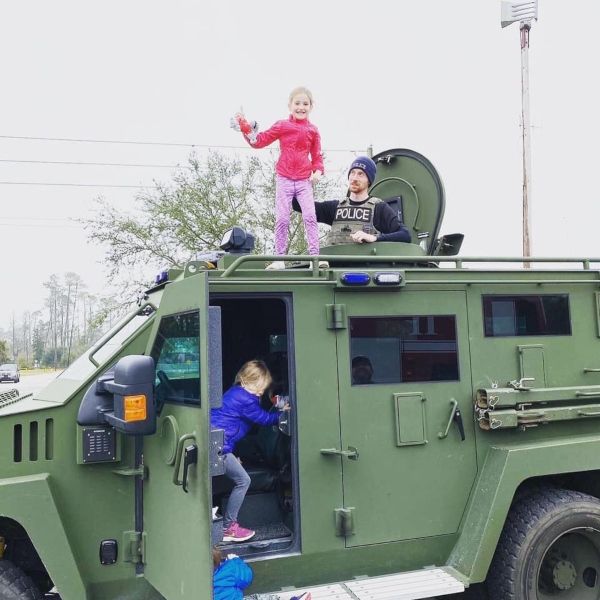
[20,368,61,377]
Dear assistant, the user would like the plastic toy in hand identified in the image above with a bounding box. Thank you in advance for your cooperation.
[271,395,289,410]
[230,113,259,144]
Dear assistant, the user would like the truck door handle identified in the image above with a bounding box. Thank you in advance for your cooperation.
[182,444,198,493]
[173,433,196,488]
[439,399,466,441]
[320,446,359,460]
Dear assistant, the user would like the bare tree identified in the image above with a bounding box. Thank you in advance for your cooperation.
[78,150,346,282]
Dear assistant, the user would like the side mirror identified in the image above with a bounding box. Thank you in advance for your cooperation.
[103,355,157,436]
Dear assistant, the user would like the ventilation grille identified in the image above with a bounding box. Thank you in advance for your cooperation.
[13,419,54,462]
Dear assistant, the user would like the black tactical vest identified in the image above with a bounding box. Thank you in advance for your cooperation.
[325,196,382,246]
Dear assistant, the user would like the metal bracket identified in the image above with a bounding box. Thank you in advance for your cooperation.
[334,508,355,537]
[122,531,143,564]
[112,466,147,479]
[508,377,535,391]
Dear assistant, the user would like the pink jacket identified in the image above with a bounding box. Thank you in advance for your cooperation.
[244,115,324,181]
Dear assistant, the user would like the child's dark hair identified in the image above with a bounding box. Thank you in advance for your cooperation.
[213,546,222,569]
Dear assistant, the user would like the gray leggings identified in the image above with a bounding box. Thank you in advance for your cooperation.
[223,453,251,528]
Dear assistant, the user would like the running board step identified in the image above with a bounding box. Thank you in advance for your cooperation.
[276,567,465,599]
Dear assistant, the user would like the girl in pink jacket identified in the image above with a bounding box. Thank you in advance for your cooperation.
[235,87,325,270]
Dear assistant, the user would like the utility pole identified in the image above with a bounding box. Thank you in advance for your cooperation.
[520,20,532,267]
[501,0,538,268]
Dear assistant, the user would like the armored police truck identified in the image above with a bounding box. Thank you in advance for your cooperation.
[2,148,600,600]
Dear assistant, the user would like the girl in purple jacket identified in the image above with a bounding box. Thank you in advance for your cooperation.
[211,360,290,542]
[235,87,326,270]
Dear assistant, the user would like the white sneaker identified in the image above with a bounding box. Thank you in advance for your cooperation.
[318,260,329,268]
[266,261,285,270]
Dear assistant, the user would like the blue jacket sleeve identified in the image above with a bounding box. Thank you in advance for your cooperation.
[242,395,281,427]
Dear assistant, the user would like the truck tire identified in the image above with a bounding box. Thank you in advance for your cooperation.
[487,487,600,599]
[0,560,43,600]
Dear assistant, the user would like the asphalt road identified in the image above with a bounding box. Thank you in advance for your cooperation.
[0,370,61,397]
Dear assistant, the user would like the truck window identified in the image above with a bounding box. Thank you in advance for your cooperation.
[349,315,459,384]
[150,311,201,405]
[61,312,153,380]
[482,294,571,337]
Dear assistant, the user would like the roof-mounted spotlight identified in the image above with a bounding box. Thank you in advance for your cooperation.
[219,226,255,254]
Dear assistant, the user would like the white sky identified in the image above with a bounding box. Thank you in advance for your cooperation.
[1,0,599,326]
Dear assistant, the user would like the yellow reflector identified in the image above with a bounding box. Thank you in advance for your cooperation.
[124,395,147,421]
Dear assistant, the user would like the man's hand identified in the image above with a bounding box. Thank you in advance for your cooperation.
[309,170,322,183]
[350,231,377,243]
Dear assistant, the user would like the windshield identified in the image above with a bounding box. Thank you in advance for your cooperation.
[0,364,17,371]
[60,308,155,381]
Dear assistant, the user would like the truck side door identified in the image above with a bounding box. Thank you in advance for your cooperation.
[142,273,216,598]
[334,289,477,547]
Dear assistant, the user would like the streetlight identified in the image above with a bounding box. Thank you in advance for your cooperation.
[501,0,538,268]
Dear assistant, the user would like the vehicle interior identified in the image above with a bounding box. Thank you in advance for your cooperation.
[210,295,299,559]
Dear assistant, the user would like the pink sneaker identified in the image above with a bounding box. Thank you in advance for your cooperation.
[222,522,255,542]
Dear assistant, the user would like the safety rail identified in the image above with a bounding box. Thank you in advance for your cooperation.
[87,301,157,367]
[219,254,600,279]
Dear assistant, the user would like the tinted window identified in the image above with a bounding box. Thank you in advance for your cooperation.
[151,312,200,405]
[482,295,571,337]
[349,316,459,384]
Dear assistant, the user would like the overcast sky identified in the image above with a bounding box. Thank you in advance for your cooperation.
[1,0,599,326]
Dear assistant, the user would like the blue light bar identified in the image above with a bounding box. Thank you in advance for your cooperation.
[340,272,371,286]
[155,270,169,285]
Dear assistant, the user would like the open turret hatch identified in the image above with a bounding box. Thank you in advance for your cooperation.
[321,148,463,260]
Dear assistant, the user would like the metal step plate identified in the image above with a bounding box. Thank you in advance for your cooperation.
[276,567,465,600]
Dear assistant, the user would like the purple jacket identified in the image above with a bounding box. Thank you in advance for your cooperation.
[213,556,253,600]
[211,386,280,454]
[244,115,324,180]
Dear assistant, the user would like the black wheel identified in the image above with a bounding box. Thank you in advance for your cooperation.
[488,487,600,599]
[0,559,43,599]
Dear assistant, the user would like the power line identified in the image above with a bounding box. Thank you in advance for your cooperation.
[0,216,71,221]
[0,222,80,229]
[0,158,190,169]
[0,182,155,188]
[0,134,202,148]
[0,134,364,153]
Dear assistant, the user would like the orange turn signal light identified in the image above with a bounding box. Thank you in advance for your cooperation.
[124,395,147,421]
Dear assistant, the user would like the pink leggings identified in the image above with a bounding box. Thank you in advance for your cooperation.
[275,175,319,255]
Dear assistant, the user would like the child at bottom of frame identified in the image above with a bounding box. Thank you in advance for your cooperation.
[213,546,311,600]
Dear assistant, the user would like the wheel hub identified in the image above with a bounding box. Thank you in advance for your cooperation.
[552,559,577,590]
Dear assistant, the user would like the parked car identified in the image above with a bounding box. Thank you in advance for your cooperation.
[0,363,20,383]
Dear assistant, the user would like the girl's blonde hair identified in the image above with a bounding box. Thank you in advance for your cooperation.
[288,86,314,107]
[235,359,272,393]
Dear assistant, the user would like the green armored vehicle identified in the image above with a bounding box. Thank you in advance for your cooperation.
[3,148,600,600]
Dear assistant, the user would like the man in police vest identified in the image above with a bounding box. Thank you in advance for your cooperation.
[292,156,411,246]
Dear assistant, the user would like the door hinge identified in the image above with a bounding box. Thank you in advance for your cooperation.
[334,507,355,537]
[122,531,144,564]
[326,304,347,330]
